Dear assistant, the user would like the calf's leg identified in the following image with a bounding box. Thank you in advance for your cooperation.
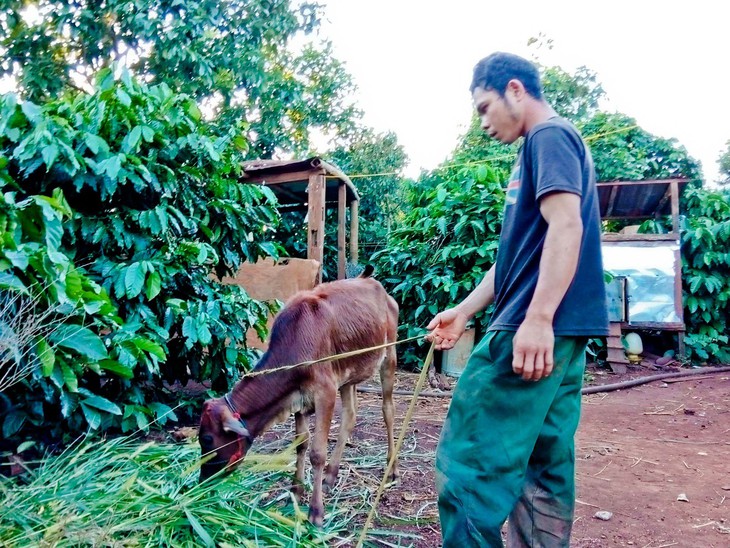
[324,383,357,489]
[292,411,309,500]
[308,383,336,526]
[381,343,398,481]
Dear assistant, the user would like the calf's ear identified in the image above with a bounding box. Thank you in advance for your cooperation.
[221,407,250,438]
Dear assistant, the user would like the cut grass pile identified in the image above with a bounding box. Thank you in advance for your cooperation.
[0,436,352,547]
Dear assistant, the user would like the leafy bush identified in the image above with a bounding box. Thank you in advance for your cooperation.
[680,187,730,363]
[0,69,281,446]
[373,164,506,367]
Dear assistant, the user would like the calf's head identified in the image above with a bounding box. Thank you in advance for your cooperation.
[198,398,251,482]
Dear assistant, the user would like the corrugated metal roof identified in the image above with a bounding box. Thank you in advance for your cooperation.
[597,179,688,219]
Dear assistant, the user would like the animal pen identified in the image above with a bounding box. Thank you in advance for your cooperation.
[240,156,361,283]
[218,157,361,349]
[598,178,688,369]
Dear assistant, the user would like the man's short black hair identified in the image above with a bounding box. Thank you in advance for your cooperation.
[470,52,543,99]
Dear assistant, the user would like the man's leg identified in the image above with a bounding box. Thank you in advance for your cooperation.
[506,337,587,548]
[436,331,580,547]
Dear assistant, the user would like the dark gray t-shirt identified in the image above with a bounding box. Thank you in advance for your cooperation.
[489,117,609,336]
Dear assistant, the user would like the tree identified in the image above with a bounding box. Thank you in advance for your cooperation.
[718,140,730,186]
[581,112,701,183]
[326,127,408,245]
[0,0,360,158]
[681,186,730,363]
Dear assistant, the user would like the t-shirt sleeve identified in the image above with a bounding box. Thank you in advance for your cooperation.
[529,126,584,201]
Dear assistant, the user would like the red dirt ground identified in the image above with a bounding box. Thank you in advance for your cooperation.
[170,363,729,546]
[339,364,730,547]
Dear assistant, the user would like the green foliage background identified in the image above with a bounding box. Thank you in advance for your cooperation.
[1,5,729,455]
[372,164,505,368]
[0,71,281,444]
[679,187,730,363]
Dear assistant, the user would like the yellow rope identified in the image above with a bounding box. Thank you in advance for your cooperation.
[324,123,642,180]
[239,334,424,379]
[355,338,437,548]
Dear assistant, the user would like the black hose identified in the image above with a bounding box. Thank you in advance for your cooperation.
[581,365,730,394]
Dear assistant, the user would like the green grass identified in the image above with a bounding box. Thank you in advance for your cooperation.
[0,436,353,547]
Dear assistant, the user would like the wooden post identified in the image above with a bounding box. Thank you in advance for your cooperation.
[337,183,346,279]
[670,180,685,359]
[350,200,359,266]
[307,172,326,284]
[677,332,686,359]
[670,180,680,235]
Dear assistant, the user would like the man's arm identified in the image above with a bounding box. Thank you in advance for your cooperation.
[426,264,496,350]
[512,192,583,380]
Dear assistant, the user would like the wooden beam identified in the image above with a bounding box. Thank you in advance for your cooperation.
[602,233,679,242]
[242,169,316,185]
[673,246,684,323]
[622,321,685,331]
[307,173,326,284]
[350,200,359,266]
[337,183,346,279]
[596,178,688,188]
[603,215,674,221]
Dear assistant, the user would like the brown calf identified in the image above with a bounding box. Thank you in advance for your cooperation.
[198,267,398,526]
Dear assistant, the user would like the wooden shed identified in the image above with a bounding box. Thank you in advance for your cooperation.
[598,178,689,367]
[240,157,360,283]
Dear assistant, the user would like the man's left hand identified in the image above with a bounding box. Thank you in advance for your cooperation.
[512,317,555,381]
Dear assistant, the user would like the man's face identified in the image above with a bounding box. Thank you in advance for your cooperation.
[472,84,523,144]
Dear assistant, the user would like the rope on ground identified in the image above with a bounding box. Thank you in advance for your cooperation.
[357,386,453,398]
[355,339,437,548]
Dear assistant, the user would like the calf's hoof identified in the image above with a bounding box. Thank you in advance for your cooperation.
[387,468,400,483]
[308,506,324,527]
[323,467,338,492]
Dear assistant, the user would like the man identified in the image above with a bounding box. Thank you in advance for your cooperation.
[427,52,609,547]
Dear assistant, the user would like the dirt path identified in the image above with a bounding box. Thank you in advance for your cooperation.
[346,367,730,547]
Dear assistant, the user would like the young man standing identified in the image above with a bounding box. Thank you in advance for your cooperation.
[427,52,609,547]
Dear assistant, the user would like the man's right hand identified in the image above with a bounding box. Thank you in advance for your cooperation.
[426,308,469,350]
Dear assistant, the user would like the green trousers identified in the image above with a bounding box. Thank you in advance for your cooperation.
[436,330,588,547]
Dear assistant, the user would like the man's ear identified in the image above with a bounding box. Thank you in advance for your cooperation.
[506,79,526,101]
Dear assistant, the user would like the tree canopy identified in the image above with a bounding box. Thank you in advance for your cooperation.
[326,127,408,243]
[0,0,360,157]
[717,140,730,186]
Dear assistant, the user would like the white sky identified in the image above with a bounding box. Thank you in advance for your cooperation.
[317,0,730,183]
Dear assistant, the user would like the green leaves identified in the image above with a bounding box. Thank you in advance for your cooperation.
[0,56,282,446]
[80,390,122,416]
[124,262,146,299]
[681,187,730,363]
[50,324,108,361]
[122,126,142,153]
[373,164,506,368]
